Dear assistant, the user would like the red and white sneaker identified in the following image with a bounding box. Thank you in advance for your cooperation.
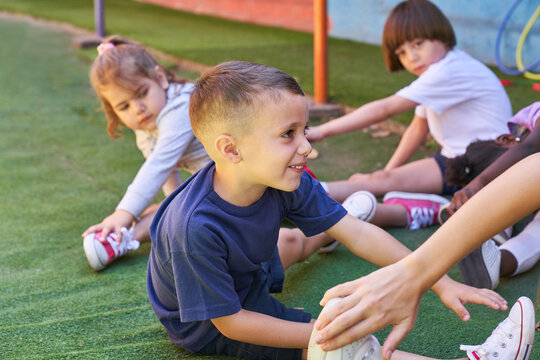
[83,227,140,271]
[460,296,535,360]
[383,191,449,230]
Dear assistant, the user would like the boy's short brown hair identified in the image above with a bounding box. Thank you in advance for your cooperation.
[189,61,304,145]
[382,0,456,72]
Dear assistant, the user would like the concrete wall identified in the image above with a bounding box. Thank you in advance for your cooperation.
[140,0,540,70]
[328,0,540,69]
[139,0,313,33]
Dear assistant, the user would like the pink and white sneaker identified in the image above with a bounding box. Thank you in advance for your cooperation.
[460,296,535,360]
[383,191,449,230]
[83,227,140,271]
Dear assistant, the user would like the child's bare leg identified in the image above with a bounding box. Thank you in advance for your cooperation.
[392,350,464,360]
[277,228,333,270]
[133,203,161,243]
[326,158,443,202]
[370,203,409,228]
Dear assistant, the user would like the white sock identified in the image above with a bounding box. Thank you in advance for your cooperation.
[499,218,540,276]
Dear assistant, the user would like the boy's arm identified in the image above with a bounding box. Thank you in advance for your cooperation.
[211,308,312,348]
[306,95,417,142]
[449,122,540,213]
[384,115,428,170]
[314,153,540,359]
[325,216,411,267]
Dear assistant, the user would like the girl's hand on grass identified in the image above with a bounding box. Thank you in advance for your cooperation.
[313,262,424,360]
[82,209,136,244]
[431,275,508,321]
[305,125,326,142]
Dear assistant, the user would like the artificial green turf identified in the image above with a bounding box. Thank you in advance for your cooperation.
[0,11,538,360]
[0,0,538,126]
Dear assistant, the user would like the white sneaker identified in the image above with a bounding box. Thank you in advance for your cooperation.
[342,191,377,222]
[308,299,382,360]
[460,296,535,360]
[318,191,377,254]
[83,227,140,271]
[458,239,500,289]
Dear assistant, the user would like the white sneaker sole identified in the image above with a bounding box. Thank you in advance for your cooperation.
[83,233,108,271]
[458,240,500,289]
[515,296,535,360]
[383,191,449,205]
[308,335,381,360]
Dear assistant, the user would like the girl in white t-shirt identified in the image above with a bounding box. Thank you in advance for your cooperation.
[81,36,210,270]
[307,0,511,231]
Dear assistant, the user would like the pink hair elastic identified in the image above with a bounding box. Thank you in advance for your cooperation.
[97,42,115,55]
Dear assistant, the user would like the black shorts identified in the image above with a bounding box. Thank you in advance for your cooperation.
[432,152,461,195]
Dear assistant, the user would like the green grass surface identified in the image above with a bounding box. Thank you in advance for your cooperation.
[0,9,539,360]
[0,0,538,125]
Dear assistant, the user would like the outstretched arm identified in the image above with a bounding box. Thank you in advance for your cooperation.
[212,309,312,349]
[306,95,417,142]
[384,114,428,170]
[314,153,540,359]
[449,120,540,213]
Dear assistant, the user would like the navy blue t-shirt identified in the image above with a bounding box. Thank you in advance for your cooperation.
[147,161,346,352]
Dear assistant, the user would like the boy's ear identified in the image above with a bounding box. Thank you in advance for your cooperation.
[215,134,242,163]
[154,66,169,90]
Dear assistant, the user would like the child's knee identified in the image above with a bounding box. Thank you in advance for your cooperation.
[349,169,390,182]
[278,228,304,254]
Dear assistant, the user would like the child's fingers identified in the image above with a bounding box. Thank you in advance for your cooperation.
[382,321,415,360]
[82,224,103,237]
[99,226,114,242]
[319,280,358,308]
[316,315,384,351]
[114,226,124,244]
[447,297,471,321]
[466,289,508,310]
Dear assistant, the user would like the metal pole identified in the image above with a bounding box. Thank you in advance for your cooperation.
[314,0,328,104]
[94,0,105,38]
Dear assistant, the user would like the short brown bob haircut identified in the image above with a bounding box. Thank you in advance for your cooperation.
[382,0,456,72]
[189,61,305,144]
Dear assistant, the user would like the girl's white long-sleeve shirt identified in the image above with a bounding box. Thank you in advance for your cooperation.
[116,83,210,218]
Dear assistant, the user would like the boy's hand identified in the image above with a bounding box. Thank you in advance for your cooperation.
[313,261,424,360]
[431,275,507,321]
[82,209,136,244]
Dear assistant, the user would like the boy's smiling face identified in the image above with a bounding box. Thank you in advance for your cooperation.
[236,92,312,195]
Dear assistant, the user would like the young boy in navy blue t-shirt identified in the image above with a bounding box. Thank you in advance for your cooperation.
[146,61,507,360]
